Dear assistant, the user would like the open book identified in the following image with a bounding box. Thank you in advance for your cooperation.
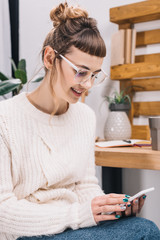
[95,139,151,148]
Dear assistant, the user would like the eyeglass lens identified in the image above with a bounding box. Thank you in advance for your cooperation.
[74,70,106,85]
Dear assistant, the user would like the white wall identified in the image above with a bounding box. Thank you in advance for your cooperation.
[19,0,160,228]
[0,0,11,77]
[0,0,12,101]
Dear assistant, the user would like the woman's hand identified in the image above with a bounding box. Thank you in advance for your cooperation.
[91,193,129,223]
[91,194,146,223]
[123,195,146,217]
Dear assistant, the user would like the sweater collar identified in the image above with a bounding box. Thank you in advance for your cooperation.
[13,92,74,125]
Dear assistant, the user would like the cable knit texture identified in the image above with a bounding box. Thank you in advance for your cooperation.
[0,92,104,239]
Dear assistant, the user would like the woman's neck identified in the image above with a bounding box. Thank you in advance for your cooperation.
[27,81,68,116]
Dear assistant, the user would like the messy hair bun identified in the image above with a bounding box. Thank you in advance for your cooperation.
[42,1,106,65]
[50,2,88,28]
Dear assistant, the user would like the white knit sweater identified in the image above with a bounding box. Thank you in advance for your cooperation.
[0,92,104,239]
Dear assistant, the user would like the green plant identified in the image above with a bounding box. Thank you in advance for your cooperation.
[105,89,131,107]
[0,59,43,97]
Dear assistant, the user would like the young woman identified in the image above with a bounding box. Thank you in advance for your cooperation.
[0,2,159,240]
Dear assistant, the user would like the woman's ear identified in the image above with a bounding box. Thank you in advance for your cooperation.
[43,46,55,70]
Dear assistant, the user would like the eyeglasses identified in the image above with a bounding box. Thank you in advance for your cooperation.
[54,50,108,86]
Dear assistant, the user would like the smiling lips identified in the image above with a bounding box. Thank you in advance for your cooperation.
[71,87,84,97]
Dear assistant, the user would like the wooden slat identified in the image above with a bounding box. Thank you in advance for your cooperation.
[133,101,160,117]
[131,78,160,91]
[95,146,160,170]
[81,93,86,103]
[131,125,150,140]
[81,91,88,103]
[135,53,160,64]
[110,0,160,24]
[119,23,132,30]
[111,63,160,80]
[136,29,160,47]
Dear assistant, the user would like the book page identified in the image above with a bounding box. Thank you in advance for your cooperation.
[125,29,132,64]
[111,30,125,66]
[131,29,137,64]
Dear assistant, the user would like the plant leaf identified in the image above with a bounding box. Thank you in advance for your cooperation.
[15,69,27,84]
[0,72,9,81]
[120,90,124,99]
[124,95,131,104]
[32,76,43,83]
[105,88,131,105]
[10,58,17,72]
[18,59,26,73]
[0,79,21,95]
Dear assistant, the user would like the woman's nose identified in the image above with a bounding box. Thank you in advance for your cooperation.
[80,78,93,90]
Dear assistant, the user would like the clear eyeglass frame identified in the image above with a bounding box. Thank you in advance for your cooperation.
[54,50,108,86]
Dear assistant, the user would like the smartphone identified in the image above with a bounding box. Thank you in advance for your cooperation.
[128,187,155,202]
[103,187,155,215]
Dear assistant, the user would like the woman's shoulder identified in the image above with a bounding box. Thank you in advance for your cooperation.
[0,98,14,138]
[0,97,13,115]
[74,101,96,118]
[0,92,25,108]
[0,94,25,124]
[0,95,18,115]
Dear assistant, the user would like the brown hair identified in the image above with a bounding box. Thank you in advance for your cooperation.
[42,2,106,116]
[42,2,106,63]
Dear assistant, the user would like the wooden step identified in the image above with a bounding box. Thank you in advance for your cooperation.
[131,125,150,140]
[131,78,160,91]
[135,53,160,64]
[136,29,160,47]
[111,62,160,80]
[110,0,160,24]
[133,101,160,117]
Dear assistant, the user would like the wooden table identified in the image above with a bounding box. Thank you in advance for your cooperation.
[95,146,160,193]
[95,146,160,170]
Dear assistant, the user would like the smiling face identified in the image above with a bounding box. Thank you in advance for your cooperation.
[53,46,104,104]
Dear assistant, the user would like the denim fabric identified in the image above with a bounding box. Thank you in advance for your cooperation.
[18,217,160,240]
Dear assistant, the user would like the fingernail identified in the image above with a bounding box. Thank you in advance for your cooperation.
[115,215,121,219]
[125,195,130,198]
[135,199,138,204]
[123,198,128,202]
[143,195,146,199]
[127,204,131,207]
[120,205,126,210]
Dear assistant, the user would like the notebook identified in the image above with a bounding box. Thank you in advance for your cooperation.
[95,139,151,148]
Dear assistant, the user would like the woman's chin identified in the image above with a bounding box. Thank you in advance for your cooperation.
[67,91,82,103]
[68,97,80,104]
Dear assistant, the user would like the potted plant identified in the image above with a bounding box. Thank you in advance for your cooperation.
[104,88,132,141]
[105,89,131,114]
[0,59,43,98]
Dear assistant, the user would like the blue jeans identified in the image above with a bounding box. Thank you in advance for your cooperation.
[18,217,160,240]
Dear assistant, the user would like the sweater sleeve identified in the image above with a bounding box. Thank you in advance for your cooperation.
[74,142,105,204]
[0,116,96,237]
[74,111,105,204]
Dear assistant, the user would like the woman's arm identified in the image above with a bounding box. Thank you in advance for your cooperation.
[73,112,146,222]
[0,116,96,237]
[74,145,104,203]
[74,112,104,203]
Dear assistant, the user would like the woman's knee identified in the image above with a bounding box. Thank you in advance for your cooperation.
[99,216,160,239]
[129,217,160,239]
[16,217,160,240]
